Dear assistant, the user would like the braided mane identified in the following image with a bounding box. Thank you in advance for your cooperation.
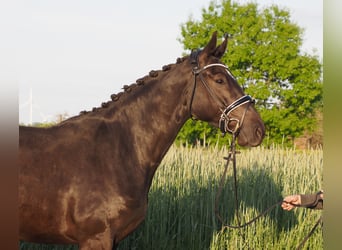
[78,56,188,116]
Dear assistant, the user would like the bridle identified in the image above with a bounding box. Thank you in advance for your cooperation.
[189,49,254,135]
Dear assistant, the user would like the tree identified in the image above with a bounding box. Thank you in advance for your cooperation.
[177,0,322,146]
[22,112,70,127]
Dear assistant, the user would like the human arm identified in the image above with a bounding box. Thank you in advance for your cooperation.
[282,191,323,211]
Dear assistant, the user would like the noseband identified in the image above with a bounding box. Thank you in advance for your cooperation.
[189,49,254,135]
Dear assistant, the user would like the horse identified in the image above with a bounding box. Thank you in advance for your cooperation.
[19,32,265,249]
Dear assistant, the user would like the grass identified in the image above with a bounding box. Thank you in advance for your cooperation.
[20,145,323,250]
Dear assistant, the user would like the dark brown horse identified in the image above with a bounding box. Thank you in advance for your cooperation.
[19,32,265,249]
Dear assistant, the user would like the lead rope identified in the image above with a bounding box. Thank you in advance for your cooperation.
[296,216,323,250]
[214,133,282,229]
[214,133,322,249]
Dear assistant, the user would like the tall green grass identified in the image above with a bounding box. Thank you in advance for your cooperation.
[21,146,323,250]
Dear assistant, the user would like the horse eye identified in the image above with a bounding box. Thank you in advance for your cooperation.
[215,79,224,84]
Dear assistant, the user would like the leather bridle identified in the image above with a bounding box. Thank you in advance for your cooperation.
[189,49,254,135]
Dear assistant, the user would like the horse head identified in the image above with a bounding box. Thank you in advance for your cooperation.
[189,32,265,147]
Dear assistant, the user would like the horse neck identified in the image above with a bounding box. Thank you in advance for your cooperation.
[85,60,193,177]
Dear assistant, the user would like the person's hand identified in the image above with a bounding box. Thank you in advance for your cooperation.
[281,194,301,211]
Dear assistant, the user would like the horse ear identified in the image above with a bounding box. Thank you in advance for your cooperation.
[200,32,227,60]
[201,31,218,57]
[213,33,228,59]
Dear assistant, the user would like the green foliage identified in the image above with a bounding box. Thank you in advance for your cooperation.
[177,0,323,146]
[19,122,56,128]
[32,122,56,128]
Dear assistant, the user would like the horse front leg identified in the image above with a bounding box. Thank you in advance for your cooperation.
[78,229,114,250]
[112,240,118,250]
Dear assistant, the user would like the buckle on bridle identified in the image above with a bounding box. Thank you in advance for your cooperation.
[219,95,254,134]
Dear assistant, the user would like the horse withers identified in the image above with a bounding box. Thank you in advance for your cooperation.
[19,32,265,249]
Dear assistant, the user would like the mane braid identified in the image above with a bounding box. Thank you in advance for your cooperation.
[77,56,187,117]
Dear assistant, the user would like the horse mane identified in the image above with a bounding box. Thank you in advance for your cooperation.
[60,56,188,124]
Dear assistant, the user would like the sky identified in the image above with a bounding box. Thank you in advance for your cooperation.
[10,0,322,125]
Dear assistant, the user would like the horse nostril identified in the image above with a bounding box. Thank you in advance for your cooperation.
[255,126,265,140]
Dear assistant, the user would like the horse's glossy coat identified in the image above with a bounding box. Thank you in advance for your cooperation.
[19,32,265,249]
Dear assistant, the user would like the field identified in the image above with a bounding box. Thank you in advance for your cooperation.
[20,145,323,249]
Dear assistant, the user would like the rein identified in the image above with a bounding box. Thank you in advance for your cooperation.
[214,132,282,230]
[215,132,323,249]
